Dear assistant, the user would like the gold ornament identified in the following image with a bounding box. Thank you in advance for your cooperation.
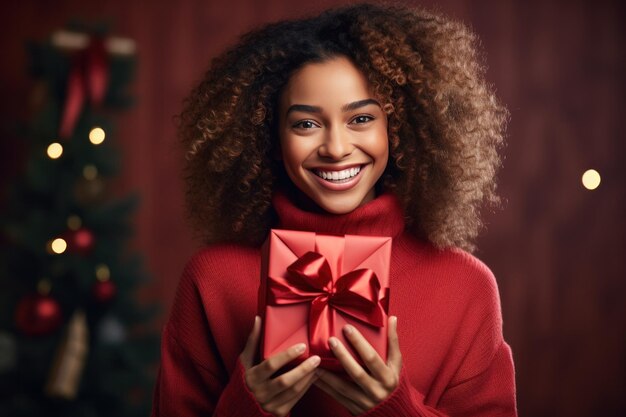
[45,309,89,400]
[73,177,106,206]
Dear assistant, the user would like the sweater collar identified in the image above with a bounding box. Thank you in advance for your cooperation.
[272,187,405,238]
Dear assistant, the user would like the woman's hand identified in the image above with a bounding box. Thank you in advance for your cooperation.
[313,316,402,415]
[240,316,321,417]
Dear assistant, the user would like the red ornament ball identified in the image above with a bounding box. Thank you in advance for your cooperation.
[66,228,95,255]
[14,294,63,336]
[92,279,117,303]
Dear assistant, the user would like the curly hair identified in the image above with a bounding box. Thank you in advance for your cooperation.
[178,2,508,252]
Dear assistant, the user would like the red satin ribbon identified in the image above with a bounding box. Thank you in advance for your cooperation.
[59,36,109,139]
[267,251,385,356]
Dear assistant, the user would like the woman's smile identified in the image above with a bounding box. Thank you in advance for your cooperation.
[308,163,368,191]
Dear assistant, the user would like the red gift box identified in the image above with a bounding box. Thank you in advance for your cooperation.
[258,229,392,371]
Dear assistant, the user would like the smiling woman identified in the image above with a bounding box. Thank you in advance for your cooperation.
[278,56,389,214]
[152,3,516,417]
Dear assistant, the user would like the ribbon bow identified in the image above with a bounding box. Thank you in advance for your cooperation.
[59,37,109,139]
[267,251,385,356]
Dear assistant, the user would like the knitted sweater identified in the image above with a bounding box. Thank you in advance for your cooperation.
[151,189,517,416]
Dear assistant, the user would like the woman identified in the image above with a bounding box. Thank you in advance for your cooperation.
[151,3,517,416]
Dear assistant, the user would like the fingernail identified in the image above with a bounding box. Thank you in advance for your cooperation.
[309,355,321,366]
[294,343,306,353]
[328,337,338,348]
[344,324,354,335]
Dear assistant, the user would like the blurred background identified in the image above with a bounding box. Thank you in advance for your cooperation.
[0,0,623,416]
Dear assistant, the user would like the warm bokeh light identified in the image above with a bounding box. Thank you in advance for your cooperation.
[51,238,67,254]
[37,279,52,295]
[96,264,111,281]
[67,215,82,231]
[89,127,106,145]
[47,142,63,159]
[582,169,601,190]
[83,164,98,180]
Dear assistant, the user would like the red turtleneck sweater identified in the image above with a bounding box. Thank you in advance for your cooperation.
[151,190,517,416]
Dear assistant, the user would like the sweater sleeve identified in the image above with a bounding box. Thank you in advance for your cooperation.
[150,254,276,417]
[151,323,277,417]
[358,341,517,417]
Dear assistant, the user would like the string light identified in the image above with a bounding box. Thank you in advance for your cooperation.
[50,238,67,254]
[67,215,82,231]
[47,142,63,159]
[582,169,601,190]
[83,164,98,180]
[37,279,52,295]
[89,127,106,145]
[95,264,111,281]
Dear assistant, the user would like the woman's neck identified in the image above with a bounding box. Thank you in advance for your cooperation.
[272,185,405,238]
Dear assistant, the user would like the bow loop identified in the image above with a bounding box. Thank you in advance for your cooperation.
[286,251,333,292]
[331,269,385,327]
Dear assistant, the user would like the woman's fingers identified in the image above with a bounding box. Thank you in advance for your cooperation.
[387,316,402,374]
[248,351,320,413]
[240,315,261,369]
[324,318,402,405]
[241,316,402,416]
[240,317,323,416]
[342,324,390,383]
[327,336,381,397]
[257,355,321,403]
[247,342,308,387]
[314,373,370,415]
[266,355,321,394]
[317,368,377,408]
[262,365,319,415]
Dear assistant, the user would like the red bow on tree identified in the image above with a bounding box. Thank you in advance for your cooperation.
[59,36,109,139]
[267,251,385,356]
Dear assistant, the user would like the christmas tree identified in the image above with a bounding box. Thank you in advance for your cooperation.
[0,24,160,417]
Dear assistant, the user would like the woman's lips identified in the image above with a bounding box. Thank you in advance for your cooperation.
[308,164,367,191]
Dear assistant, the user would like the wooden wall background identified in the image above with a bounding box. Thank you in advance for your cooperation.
[1,0,624,415]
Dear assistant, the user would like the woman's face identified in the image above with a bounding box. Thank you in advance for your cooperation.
[278,55,389,214]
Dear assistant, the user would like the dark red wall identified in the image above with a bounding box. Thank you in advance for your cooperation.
[2,1,624,415]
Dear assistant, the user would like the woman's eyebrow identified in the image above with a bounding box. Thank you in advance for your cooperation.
[341,98,380,112]
[286,104,322,116]
[286,98,381,116]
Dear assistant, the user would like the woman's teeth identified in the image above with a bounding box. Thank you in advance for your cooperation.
[314,166,361,181]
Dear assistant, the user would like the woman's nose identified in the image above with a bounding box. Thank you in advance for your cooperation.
[318,125,352,159]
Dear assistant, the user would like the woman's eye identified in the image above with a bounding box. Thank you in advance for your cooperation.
[351,115,374,124]
[293,120,318,129]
